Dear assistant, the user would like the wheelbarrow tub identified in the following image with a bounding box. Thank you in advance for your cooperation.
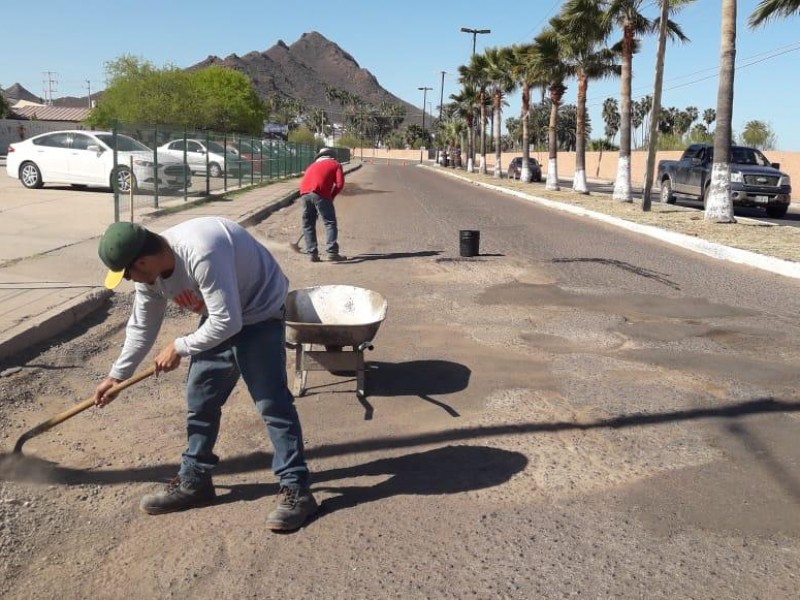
[285,285,388,347]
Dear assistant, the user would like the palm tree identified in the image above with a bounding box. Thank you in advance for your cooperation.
[534,27,571,191]
[557,0,621,194]
[459,54,490,174]
[703,108,716,130]
[705,0,737,223]
[507,43,551,182]
[449,87,479,171]
[603,0,689,202]
[749,0,800,25]
[483,47,516,178]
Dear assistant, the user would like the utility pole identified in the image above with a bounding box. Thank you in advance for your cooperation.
[84,80,92,109]
[418,86,432,163]
[42,71,58,106]
[438,71,446,123]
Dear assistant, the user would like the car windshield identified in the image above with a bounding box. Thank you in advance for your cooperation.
[206,141,229,154]
[95,134,150,152]
[705,146,772,167]
[730,147,771,166]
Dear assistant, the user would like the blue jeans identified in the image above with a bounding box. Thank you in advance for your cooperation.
[178,317,309,490]
[302,192,339,256]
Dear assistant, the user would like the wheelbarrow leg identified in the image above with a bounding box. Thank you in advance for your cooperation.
[293,343,308,397]
[356,341,374,400]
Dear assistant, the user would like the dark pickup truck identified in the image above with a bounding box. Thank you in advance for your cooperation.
[657,143,792,218]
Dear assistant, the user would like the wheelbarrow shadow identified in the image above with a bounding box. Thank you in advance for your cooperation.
[361,360,471,420]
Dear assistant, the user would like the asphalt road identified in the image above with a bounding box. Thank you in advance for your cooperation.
[2,163,799,598]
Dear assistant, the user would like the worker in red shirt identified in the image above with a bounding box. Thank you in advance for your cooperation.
[299,148,346,262]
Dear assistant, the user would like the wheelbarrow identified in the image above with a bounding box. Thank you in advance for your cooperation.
[285,285,388,399]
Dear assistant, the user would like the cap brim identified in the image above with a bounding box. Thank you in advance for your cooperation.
[104,269,125,290]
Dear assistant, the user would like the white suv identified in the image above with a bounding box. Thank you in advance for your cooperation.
[5,130,191,192]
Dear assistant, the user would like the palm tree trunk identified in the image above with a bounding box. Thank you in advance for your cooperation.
[493,92,502,178]
[466,112,475,172]
[613,23,635,202]
[479,93,488,174]
[706,0,737,223]
[642,0,670,211]
[573,73,589,194]
[546,95,560,191]
[521,86,531,182]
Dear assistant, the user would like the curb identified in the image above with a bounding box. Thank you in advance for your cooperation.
[426,166,800,281]
[0,288,112,363]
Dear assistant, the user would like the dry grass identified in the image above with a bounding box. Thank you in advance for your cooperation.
[444,169,800,263]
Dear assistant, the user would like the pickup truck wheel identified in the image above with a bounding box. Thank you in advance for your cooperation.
[766,205,788,218]
[660,179,676,204]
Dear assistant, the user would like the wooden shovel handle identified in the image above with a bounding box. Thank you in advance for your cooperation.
[13,365,157,453]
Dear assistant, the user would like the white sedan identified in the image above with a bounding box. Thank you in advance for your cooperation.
[5,130,191,193]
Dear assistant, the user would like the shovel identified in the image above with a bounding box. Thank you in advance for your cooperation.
[289,232,304,254]
[13,365,157,454]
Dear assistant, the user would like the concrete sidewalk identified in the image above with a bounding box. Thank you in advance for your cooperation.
[0,164,359,365]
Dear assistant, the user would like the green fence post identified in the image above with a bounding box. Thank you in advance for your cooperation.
[205,131,210,196]
[153,124,159,209]
[112,121,119,223]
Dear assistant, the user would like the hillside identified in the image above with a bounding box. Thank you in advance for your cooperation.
[4,32,421,125]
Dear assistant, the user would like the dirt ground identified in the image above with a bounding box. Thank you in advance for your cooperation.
[1,165,800,599]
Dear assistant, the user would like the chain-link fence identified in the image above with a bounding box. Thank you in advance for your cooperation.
[110,121,350,221]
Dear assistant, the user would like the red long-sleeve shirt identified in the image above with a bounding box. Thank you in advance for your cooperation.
[299,158,345,201]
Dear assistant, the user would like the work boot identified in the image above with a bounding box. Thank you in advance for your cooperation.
[266,486,318,531]
[326,253,347,262]
[309,252,321,263]
[139,476,216,515]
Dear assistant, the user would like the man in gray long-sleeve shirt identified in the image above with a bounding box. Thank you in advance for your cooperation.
[94,217,317,531]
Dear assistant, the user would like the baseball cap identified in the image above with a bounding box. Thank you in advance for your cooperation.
[98,222,147,289]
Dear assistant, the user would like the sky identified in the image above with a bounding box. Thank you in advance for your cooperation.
[2,0,799,150]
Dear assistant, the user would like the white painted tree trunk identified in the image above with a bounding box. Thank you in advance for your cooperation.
[704,162,736,222]
[572,168,588,194]
[613,156,633,202]
[521,166,530,182]
[546,158,560,191]
[467,157,474,173]
[479,154,487,175]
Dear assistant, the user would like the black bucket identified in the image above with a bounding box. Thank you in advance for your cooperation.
[459,230,480,257]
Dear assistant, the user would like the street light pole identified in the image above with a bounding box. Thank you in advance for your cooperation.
[460,27,490,172]
[418,86,432,163]
[460,27,491,56]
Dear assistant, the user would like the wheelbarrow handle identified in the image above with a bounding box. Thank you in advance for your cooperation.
[12,365,157,453]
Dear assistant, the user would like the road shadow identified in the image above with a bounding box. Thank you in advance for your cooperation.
[339,183,392,196]
[551,258,680,290]
[342,250,443,264]
[4,397,798,501]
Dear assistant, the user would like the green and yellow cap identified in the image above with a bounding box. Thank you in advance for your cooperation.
[98,222,147,289]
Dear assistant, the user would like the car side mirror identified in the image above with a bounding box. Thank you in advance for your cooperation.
[691,157,702,166]
[771,162,780,170]
[86,144,103,155]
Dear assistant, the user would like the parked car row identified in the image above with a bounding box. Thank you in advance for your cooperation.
[4,131,299,193]
[5,131,192,193]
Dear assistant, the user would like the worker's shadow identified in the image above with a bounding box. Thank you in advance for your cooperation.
[363,360,471,419]
[343,250,443,263]
[220,445,527,520]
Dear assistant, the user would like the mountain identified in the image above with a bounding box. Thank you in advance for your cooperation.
[7,32,420,125]
[187,31,419,121]
[2,83,42,104]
